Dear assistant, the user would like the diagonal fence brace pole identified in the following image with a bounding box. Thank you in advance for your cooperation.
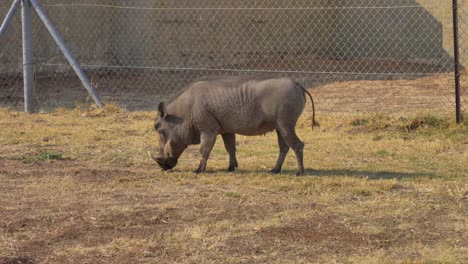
[0,0,21,41]
[28,0,105,108]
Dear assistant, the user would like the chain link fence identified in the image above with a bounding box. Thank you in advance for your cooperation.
[0,0,465,117]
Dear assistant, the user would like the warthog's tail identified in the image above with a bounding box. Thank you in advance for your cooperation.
[295,82,319,129]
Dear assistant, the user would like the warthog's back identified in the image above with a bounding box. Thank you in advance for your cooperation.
[187,76,306,135]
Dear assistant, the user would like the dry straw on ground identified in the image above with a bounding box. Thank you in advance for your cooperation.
[0,102,466,263]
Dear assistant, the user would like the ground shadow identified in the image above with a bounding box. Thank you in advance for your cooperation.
[278,168,436,180]
[186,168,437,180]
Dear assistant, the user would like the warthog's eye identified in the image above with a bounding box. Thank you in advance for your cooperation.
[154,122,161,130]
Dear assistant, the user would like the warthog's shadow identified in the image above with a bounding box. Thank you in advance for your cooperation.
[160,168,435,179]
[278,169,435,180]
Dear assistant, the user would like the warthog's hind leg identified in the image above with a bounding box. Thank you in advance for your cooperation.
[277,127,305,176]
[270,130,290,174]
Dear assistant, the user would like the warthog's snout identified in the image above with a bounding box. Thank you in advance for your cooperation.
[155,157,178,171]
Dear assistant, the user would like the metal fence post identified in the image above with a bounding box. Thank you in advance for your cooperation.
[0,0,21,41]
[21,0,34,113]
[452,0,462,123]
[28,0,105,108]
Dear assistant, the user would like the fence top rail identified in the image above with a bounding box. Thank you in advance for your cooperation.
[40,4,452,11]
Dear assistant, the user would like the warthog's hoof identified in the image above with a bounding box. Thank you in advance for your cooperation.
[194,166,206,174]
[295,170,304,176]
[270,168,281,174]
[227,163,238,172]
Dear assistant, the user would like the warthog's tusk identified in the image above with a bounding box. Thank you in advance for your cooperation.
[147,151,158,162]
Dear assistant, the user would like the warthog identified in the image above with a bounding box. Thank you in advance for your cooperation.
[153,76,318,175]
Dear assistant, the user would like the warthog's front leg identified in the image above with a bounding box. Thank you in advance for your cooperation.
[222,133,238,172]
[195,132,217,174]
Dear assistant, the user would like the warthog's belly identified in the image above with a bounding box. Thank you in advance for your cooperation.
[222,119,276,136]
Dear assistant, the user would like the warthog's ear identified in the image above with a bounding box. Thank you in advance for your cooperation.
[158,102,167,119]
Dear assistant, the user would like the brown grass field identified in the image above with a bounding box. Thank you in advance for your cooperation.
[0,76,467,263]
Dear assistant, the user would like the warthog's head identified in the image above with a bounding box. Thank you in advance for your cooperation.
[153,102,187,171]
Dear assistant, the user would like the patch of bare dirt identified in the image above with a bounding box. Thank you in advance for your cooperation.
[260,216,369,246]
[0,256,34,264]
[226,214,376,260]
[0,160,184,263]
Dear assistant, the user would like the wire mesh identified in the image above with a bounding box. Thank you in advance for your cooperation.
[0,0,463,116]
[0,1,23,108]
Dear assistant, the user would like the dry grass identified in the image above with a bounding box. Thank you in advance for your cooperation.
[312,73,466,115]
[0,105,467,264]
